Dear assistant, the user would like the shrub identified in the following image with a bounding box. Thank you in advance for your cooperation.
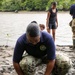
[0,0,75,11]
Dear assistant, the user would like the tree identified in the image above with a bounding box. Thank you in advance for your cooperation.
[34,0,48,11]
[1,0,21,11]
[0,0,75,11]
[0,0,3,8]
[22,0,35,11]
[46,0,55,10]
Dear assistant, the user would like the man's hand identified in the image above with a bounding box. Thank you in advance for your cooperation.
[46,26,50,33]
[46,26,49,30]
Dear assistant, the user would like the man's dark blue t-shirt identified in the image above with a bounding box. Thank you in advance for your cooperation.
[70,4,75,19]
[13,31,56,63]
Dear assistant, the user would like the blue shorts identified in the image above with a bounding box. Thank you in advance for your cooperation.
[49,23,56,29]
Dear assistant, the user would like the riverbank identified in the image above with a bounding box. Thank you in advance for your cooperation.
[0,10,69,14]
[0,45,75,75]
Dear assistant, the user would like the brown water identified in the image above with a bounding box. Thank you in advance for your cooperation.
[0,11,72,47]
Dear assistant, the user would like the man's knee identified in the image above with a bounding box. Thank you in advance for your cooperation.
[19,56,36,74]
[19,55,41,75]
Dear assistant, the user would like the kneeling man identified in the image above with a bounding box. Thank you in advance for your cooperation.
[13,21,56,75]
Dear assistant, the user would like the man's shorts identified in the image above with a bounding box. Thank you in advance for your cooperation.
[49,23,57,29]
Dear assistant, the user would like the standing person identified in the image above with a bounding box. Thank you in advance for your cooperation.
[13,21,56,75]
[46,2,58,41]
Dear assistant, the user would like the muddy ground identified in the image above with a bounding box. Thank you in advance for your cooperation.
[0,45,75,75]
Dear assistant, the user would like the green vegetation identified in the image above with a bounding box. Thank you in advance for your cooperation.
[0,0,74,12]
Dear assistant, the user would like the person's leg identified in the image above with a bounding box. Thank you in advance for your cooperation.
[19,55,41,75]
[52,29,56,41]
[19,55,36,75]
[52,23,56,41]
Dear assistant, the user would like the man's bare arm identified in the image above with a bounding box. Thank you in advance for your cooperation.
[13,62,24,75]
[44,59,55,75]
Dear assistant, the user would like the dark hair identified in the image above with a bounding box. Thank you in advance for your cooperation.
[26,22,40,37]
[31,21,37,24]
[39,24,45,29]
[51,2,57,6]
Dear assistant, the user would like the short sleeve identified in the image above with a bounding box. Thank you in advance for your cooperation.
[48,8,52,13]
[70,5,73,15]
[56,9,58,12]
[46,37,56,60]
[13,41,25,63]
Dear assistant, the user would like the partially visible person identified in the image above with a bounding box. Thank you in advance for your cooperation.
[13,21,56,75]
[46,2,58,41]
[69,4,75,26]
[70,4,75,48]
[31,21,45,31]
[31,21,37,23]
[39,24,45,31]
[70,4,75,19]
[70,4,75,29]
